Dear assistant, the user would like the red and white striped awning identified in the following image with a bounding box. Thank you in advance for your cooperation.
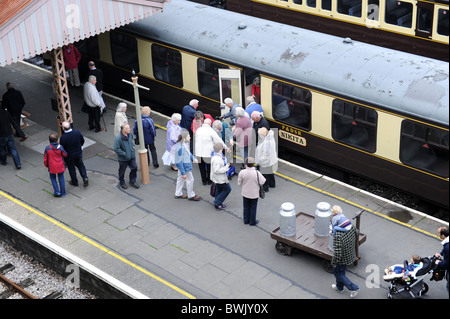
[0,0,170,67]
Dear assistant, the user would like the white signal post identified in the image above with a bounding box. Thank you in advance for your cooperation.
[122,72,150,184]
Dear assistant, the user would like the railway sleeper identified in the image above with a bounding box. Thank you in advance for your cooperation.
[0,278,35,299]
[0,263,15,275]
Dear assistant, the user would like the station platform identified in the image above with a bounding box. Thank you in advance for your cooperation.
[0,61,448,300]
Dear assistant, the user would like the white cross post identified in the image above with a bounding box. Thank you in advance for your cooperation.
[122,72,150,184]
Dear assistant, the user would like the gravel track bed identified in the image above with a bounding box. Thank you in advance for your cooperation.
[0,241,97,299]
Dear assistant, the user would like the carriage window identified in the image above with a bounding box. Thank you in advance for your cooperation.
[417,7,433,33]
[400,121,449,178]
[307,0,316,8]
[322,0,331,11]
[76,36,99,59]
[367,0,379,21]
[197,58,229,101]
[272,81,311,131]
[110,31,139,73]
[437,9,449,37]
[293,0,302,4]
[332,100,377,153]
[151,44,183,88]
[337,0,362,17]
[385,0,413,28]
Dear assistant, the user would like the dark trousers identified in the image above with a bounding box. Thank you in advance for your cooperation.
[243,197,258,225]
[214,182,231,207]
[87,106,101,131]
[118,158,137,185]
[198,157,211,184]
[66,156,88,186]
[10,113,26,138]
[145,143,158,166]
[262,173,276,192]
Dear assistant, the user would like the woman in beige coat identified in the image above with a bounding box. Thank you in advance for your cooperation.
[237,157,266,226]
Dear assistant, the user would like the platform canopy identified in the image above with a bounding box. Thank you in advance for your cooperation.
[0,0,170,67]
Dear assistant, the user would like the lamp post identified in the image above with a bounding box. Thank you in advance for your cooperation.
[122,71,150,184]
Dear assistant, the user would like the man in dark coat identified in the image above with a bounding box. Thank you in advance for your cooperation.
[59,121,89,187]
[180,99,199,151]
[0,108,22,169]
[251,111,270,145]
[1,82,27,141]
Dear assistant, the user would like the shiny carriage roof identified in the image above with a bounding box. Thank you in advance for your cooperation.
[123,0,449,126]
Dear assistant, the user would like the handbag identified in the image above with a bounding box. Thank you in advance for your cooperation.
[81,102,88,114]
[256,171,265,199]
[210,182,216,197]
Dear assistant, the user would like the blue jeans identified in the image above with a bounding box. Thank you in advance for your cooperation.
[0,135,21,168]
[243,197,258,225]
[333,264,359,292]
[50,172,66,196]
[214,182,231,207]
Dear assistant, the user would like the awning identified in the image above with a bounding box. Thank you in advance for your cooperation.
[0,0,170,67]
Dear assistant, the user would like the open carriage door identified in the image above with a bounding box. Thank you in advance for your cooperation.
[218,69,243,118]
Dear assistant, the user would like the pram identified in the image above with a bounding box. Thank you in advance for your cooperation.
[384,256,437,299]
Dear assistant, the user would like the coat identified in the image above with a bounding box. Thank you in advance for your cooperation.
[174,142,194,176]
[194,124,225,158]
[114,111,128,137]
[133,115,156,145]
[2,88,25,116]
[62,45,81,70]
[114,133,136,162]
[180,104,196,133]
[233,116,252,147]
[83,82,101,108]
[44,143,67,174]
[59,129,85,159]
[237,166,266,199]
[166,120,181,152]
[255,130,278,169]
[210,153,229,184]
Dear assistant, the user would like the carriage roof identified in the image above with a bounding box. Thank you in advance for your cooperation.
[123,0,449,126]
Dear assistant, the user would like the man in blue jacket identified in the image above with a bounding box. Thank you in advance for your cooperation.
[435,226,449,295]
[114,123,139,189]
[59,121,88,187]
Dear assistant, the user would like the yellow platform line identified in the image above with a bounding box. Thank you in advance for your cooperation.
[0,189,196,299]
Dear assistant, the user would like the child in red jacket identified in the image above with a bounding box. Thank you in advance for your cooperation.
[44,133,67,197]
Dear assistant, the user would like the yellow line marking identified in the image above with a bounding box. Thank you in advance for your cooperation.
[0,190,196,299]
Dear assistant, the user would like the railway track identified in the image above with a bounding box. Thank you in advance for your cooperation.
[0,241,96,299]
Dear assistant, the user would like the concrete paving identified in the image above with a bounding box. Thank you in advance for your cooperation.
[0,61,448,300]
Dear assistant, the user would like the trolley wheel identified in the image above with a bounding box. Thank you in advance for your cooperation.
[275,242,292,256]
[420,283,429,295]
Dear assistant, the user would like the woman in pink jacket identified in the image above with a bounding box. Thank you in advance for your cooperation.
[237,157,266,226]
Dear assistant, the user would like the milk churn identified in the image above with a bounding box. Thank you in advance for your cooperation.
[314,202,331,237]
[279,202,296,237]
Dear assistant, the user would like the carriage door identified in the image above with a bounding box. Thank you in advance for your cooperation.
[415,1,434,39]
[218,69,242,118]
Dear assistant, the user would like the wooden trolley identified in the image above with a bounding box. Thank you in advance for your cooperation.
[271,210,367,272]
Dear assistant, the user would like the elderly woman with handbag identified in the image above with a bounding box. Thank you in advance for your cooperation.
[237,157,266,226]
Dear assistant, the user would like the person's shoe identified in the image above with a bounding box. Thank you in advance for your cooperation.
[130,182,140,189]
[120,183,128,189]
[69,180,78,186]
[221,204,226,208]
[332,284,344,294]
[215,205,224,210]
[89,126,95,131]
[19,136,28,142]
[83,179,89,187]
[350,289,359,298]
[249,220,259,226]
[95,128,104,132]
[188,195,201,201]
[15,165,21,169]
[54,193,62,197]
[174,194,188,199]
[153,164,159,168]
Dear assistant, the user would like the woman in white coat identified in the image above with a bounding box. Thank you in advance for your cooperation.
[255,127,277,192]
[114,102,128,137]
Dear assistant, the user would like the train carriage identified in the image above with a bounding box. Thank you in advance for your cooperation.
[190,0,449,61]
[76,0,449,208]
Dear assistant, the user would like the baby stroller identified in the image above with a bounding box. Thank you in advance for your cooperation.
[384,256,437,299]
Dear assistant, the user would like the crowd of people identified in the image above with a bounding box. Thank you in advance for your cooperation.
[111,96,278,225]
